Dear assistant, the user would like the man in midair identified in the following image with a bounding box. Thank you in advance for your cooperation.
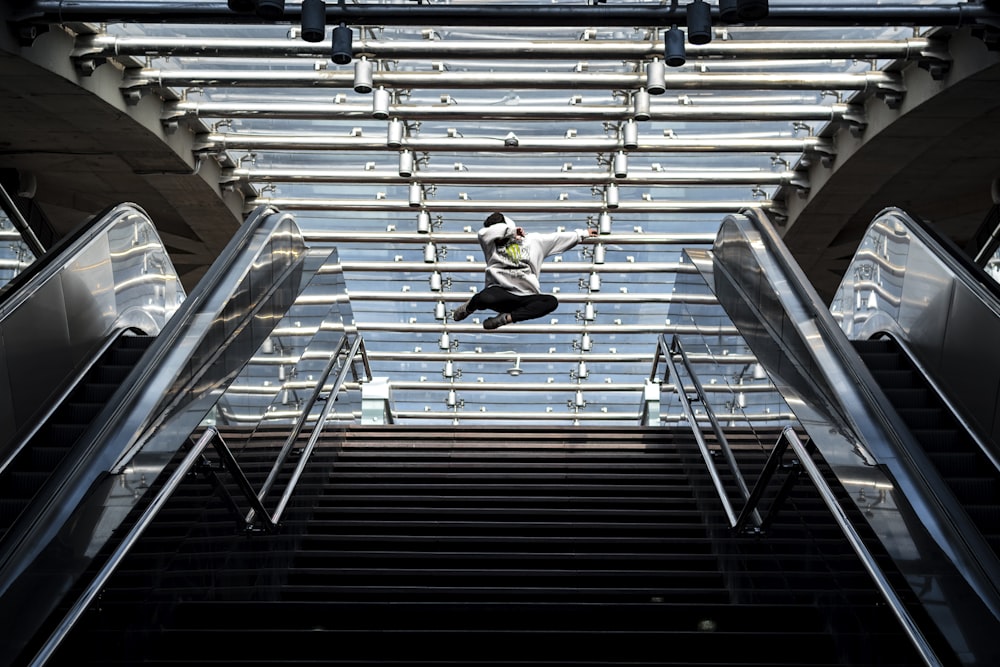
[453,212,598,330]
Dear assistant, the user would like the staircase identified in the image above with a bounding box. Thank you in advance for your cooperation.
[36,424,935,666]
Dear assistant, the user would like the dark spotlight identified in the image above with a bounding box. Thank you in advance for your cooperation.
[331,23,353,65]
[665,25,686,68]
[301,0,326,43]
[737,0,769,21]
[686,0,712,45]
[719,0,739,22]
[227,0,255,12]
[255,0,285,20]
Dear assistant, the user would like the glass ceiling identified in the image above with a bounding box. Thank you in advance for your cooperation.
[19,0,964,426]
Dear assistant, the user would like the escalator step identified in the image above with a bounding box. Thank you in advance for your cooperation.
[881,387,932,408]
[866,369,916,389]
[895,407,947,430]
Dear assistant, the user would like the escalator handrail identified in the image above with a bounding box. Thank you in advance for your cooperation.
[736,206,1000,586]
[0,202,134,313]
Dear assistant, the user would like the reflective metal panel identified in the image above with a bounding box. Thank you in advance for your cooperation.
[831,206,1000,447]
[0,203,184,463]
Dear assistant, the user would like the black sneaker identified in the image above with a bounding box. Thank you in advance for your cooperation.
[483,313,512,330]
[453,301,472,322]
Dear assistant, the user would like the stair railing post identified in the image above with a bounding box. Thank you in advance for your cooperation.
[642,379,660,426]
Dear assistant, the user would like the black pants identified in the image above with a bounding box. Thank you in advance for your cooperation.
[465,286,558,323]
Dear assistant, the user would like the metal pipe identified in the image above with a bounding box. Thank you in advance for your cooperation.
[303,231,718,245]
[335,261,698,274]
[166,99,857,123]
[75,34,944,62]
[197,132,834,156]
[265,321,739,337]
[390,409,795,421]
[249,197,777,214]
[128,68,899,92]
[231,166,797,187]
[343,291,719,305]
[361,351,760,364]
[325,322,741,335]
[357,380,777,393]
[16,2,992,28]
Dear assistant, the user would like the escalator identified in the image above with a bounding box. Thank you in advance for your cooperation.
[696,205,1000,666]
[0,333,153,540]
[852,336,1000,558]
[0,201,312,666]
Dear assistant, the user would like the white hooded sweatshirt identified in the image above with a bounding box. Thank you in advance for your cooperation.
[477,214,589,296]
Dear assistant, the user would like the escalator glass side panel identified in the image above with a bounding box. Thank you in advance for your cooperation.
[830,206,1000,455]
[0,203,185,464]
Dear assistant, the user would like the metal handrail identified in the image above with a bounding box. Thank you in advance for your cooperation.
[248,334,352,525]
[268,334,364,526]
[658,334,760,529]
[778,427,943,667]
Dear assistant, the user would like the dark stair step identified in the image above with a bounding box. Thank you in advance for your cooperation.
[38,426,936,667]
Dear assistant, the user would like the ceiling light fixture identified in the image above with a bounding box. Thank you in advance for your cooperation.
[632,89,651,121]
[613,151,628,178]
[719,0,739,22]
[387,118,403,148]
[687,0,713,45]
[331,23,353,65]
[417,210,431,233]
[605,183,620,209]
[256,0,285,20]
[646,58,666,95]
[622,119,639,150]
[665,25,686,67]
[300,0,326,43]
[372,87,390,119]
[353,56,373,93]
[599,212,612,235]
[399,149,414,177]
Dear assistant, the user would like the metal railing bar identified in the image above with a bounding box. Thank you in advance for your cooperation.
[668,334,760,528]
[248,333,353,526]
[660,335,738,527]
[75,34,943,62]
[780,426,943,667]
[270,335,364,525]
